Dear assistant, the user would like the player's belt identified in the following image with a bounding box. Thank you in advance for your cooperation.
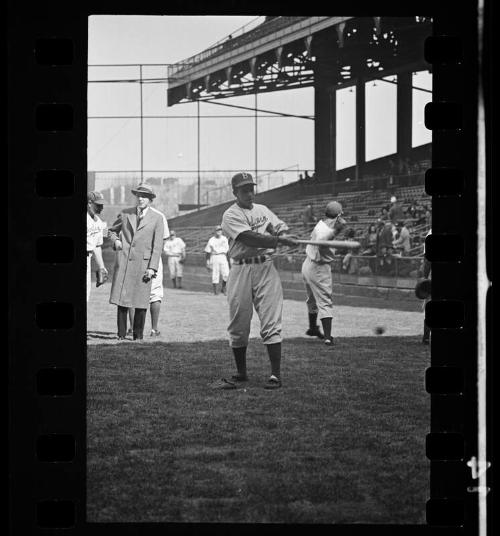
[234,255,270,265]
[87,251,93,256]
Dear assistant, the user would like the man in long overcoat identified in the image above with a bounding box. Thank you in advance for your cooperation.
[108,183,164,340]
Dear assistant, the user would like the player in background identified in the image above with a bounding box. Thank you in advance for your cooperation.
[301,201,345,346]
[204,225,230,295]
[128,201,170,337]
[87,191,108,302]
[164,230,186,289]
[421,228,432,344]
[221,172,298,390]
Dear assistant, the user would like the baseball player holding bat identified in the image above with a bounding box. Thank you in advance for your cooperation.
[221,172,298,390]
[301,200,346,345]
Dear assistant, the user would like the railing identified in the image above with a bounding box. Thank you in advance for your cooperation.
[273,253,424,280]
[168,16,272,79]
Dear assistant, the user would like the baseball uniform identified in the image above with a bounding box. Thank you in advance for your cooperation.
[422,228,432,343]
[301,219,336,320]
[149,207,169,303]
[204,235,230,284]
[86,212,104,302]
[222,203,288,348]
[164,236,186,278]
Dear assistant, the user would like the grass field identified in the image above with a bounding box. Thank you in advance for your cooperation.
[87,287,429,524]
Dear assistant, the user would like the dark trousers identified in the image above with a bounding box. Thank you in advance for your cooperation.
[117,306,147,339]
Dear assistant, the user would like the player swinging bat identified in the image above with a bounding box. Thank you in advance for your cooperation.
[301,200,354,345]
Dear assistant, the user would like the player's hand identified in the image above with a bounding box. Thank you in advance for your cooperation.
[95,268,109,287]
[114,239,123,251]
[206,261,211,271]
[142,268,155,282]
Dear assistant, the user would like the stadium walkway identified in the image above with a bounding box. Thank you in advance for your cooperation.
[87,286,424,345]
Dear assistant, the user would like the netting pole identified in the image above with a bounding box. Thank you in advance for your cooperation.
[139,64,144,183]
[197,99,200,210]
[254,89,258,192]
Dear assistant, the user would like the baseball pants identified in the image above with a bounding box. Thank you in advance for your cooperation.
[150,256,164,303]
[87,254,92,302]
[301,256,334,320]
[167,256,183,278]
[210,254,229,284]
[227,259,283,348]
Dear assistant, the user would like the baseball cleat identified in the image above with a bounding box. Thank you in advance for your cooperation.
[264,375,282,389]
[150,329,161,337]
[210,378,237,390]
[231,373,249,382]
[324,337,334,346]
[306,327,324,339]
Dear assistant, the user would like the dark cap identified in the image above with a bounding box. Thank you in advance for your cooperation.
[131,183,156,199]
[231,172,256,189]
[88,191,105,204]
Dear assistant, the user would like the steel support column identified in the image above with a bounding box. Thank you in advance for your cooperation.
[313,29,337,183]
[397,70,413,161]
[355,77,366,181]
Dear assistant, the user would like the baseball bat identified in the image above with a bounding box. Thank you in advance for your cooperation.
[295,239,361,248]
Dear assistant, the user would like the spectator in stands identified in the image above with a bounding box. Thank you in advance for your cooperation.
[380,206,390,221]
[392,220,412,256]
[304,170,311,181]
[342,246,360,275]
[344,227,356,240]
[302,204,316,227]
[389,196,405,224]
[415,202,426,224]
[407,200,417,219]
[424,206,432,228]
[361,223,378,256]
[377,221,394,256]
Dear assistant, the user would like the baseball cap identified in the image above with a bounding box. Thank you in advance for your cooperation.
[88,191,105,204]
[325,201,342,217]
[231,172,256,189]
[131,183,156,199]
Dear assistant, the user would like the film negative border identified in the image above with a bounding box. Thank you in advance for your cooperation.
[423,5,487,533]
[8,1,488,534]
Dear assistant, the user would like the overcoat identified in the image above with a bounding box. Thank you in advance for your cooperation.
[108,207,164,309]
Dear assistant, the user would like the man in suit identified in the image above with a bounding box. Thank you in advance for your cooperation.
[108,183,164,340]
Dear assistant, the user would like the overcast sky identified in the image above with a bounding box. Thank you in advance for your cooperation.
[87,16,431,186]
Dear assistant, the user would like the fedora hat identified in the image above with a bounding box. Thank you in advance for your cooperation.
[131,183,156,199]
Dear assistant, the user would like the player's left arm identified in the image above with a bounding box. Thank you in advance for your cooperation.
[92,245,107,274]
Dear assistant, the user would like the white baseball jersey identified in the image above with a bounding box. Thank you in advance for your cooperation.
[150,207,170,240]
[87,213,104,253]
[305,219,336,263]
[163,237,185,256]
[149,207,169,302]
[204,235,229,255]
[222,203,288,260]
